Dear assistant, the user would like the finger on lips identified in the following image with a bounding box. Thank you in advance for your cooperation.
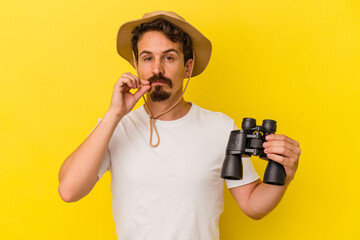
[140,79,150,85]
[118,74,150,90]
[126,78,138,89]
[129,76,140,88]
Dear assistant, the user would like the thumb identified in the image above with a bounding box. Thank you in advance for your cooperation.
[133,85,151,102]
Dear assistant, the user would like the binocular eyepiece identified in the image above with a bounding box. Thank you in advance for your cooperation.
[221,118,286,186]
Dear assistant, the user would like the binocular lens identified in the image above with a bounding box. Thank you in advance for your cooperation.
[242,118,256,130]
[221,154,243,180]
[262,119,277,132]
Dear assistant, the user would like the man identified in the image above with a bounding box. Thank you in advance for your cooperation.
[58,11,301,239]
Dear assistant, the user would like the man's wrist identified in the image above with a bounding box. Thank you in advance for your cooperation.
[103,110,124,125]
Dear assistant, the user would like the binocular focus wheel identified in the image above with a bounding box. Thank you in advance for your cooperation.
[249,138,263,149]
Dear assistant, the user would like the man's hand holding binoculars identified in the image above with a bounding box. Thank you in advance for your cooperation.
[263,134,301,185]
[221,118,301,186]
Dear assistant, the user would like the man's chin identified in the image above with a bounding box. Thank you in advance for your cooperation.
[149,87,171,102]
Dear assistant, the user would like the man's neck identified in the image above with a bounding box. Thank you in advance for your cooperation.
[144,97,192,121]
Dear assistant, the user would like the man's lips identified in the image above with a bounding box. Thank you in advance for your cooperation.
[148,74,173,88]
[151,81,167,85]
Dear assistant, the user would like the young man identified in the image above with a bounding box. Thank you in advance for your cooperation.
[58,11,301,239]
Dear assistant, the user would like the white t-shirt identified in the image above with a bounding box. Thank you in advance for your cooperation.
[97,103,259,240]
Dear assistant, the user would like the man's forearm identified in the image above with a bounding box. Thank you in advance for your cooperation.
[58,111,122,202]
[246,180,290,220]
[239,134,300,220]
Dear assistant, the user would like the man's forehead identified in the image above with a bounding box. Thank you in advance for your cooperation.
[137,31,182,54]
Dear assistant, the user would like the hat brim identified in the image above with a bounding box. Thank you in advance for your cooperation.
[116,13,212,77]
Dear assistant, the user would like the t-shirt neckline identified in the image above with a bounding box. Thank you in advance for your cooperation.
[140,102,197,127]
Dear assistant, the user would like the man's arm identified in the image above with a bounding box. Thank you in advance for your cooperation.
[230,134,301,220]
[58,112,121,202]
[58,73,150,202]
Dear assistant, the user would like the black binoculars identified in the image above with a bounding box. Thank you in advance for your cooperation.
[221,118,286,186]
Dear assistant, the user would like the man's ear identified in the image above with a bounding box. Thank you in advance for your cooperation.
[184,59,194,78]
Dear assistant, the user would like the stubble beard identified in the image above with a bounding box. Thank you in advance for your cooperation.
[148,74,173,102]
[149,85,171,102]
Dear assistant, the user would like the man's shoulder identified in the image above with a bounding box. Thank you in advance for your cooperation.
[192,103,234,125]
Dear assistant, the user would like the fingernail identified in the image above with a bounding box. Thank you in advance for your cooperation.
[266,135,271,140]
[263,142,268,147]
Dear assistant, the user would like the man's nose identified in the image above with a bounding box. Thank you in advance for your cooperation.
[152,58,164,75]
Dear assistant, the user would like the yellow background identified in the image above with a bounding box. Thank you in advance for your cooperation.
[1,0,359,239]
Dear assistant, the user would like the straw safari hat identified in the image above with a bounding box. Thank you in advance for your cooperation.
[116,11,212,77]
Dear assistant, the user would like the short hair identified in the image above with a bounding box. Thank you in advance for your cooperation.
[131,18,193,65]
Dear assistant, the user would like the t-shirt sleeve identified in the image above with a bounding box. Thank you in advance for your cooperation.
[98,149,110,180]
[89,118,111,180]
[224,122,259,189]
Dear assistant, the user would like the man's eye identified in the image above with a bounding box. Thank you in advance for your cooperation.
[165,56,173,61]
[144,57,152,61]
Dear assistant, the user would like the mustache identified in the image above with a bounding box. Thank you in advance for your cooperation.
[148,74,173,88]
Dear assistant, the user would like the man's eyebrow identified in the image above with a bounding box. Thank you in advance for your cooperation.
[139,48,179,56]
[163,48,178,54]
[140,50,152,56]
